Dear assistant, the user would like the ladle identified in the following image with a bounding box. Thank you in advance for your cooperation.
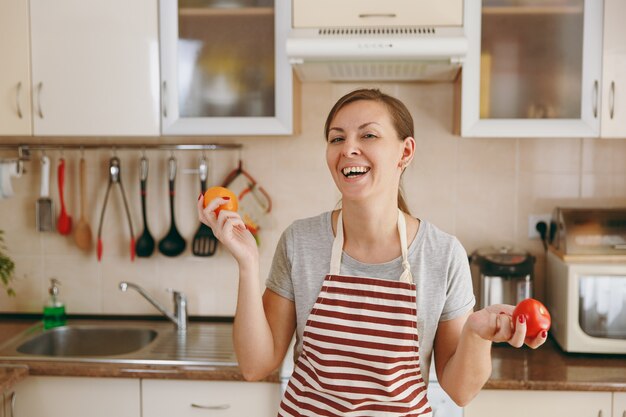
[135,156,155,257]
[158,156,186,257]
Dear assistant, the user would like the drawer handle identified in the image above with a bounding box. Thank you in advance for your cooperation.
[191,403,231,410]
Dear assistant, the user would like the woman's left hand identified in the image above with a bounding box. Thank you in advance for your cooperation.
[465,304,547,349]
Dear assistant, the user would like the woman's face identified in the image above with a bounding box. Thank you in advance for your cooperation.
[325,100,414,205]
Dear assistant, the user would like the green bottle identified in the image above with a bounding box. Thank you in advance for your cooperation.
[43,278,66,329]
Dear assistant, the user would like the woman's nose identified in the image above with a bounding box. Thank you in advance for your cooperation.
[341,138,360,156]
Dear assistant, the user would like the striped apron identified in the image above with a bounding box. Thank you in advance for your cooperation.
[279,210,432,417]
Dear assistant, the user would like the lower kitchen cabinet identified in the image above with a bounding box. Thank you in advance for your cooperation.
[12,376,140,417]
[142,379,281,417]
[464,390,612,417]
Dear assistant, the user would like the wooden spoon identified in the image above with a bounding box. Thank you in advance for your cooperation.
[74,157,93,251]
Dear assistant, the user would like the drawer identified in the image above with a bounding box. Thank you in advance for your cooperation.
[142,379,280,417]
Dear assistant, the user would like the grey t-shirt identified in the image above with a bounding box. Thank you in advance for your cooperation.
[265,211,475,381]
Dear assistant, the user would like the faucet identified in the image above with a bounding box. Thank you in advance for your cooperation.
[119,281,187,332]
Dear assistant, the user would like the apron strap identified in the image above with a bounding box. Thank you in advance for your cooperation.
[330,209,413,283]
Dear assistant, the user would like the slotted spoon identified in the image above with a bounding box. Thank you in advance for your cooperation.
[192,156,218,257]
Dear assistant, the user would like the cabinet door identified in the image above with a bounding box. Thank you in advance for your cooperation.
[463,390,611,417]
[159,0,293,135]
[29,0,160,136]
[13,376,140,417]
[461,0,603,138]
[0,0,32,135]
[615,392,626,417]
[600,0,626,138]
[142,379,280,417]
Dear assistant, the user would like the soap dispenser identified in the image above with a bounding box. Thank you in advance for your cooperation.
[43,278,66,329]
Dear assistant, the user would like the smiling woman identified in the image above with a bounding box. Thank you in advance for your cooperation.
[197,88,548,416]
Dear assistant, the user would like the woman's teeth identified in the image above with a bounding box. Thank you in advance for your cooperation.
[342,166,370,177]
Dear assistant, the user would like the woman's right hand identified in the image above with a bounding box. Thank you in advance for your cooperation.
[197,195,259,267]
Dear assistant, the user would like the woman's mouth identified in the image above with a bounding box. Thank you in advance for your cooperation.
[341,166,371,178]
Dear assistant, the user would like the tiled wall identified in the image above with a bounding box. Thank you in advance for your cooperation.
[1,82,626,316]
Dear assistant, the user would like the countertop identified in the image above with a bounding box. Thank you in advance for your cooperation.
[1,318,626,395]
[486,337,626,391]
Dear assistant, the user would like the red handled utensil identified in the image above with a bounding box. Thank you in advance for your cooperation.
[57,158,72,235]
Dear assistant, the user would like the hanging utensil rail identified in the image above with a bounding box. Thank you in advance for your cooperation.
[0,142,242,155]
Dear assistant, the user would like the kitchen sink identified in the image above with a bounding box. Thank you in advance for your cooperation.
[0,319,238,366]
[16,326,157,357]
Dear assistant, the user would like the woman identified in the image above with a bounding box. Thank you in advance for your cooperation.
[198,89,546,416]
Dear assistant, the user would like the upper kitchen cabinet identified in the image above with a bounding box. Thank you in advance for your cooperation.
[27,0,160,136]
[0,0,32,135]
[461,0,603,138]
[600,0,626,138]
[0,0,160,136]
[159,0,294,136]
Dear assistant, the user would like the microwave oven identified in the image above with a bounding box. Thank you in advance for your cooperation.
[547,249,626,354]
[545,208,626,354]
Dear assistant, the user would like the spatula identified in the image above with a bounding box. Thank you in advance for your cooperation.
[192,156,218,257]
[74,157,93,251]
[36,155,55,232]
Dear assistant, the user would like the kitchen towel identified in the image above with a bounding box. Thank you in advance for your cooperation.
[0,160,22,199]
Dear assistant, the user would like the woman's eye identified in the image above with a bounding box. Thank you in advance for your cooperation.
[328,136,344,143]
[362,133,377,139]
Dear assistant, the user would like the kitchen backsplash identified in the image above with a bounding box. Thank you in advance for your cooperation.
[1,82,626,316]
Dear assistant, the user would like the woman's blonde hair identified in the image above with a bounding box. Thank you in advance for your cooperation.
[325,89,413,214]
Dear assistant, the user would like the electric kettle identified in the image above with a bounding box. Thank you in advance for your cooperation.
[471,247,535,309]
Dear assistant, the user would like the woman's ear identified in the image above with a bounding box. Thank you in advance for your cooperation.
[399,136,416,169]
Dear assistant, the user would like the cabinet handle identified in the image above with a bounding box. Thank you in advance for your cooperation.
[10,391,15,417]
[36,82,44,119]
[162,81,168,118]
[592,80,598,118]
[16,82,23,119]
[609,81,615,119]
[190,403,230,410]
[358,13,397,18]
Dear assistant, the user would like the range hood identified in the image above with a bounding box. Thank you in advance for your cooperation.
[286,0,468,82]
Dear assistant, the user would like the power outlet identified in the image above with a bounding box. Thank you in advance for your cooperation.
[528,214,552,239]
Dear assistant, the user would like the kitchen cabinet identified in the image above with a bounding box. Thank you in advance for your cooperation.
[614,392,626,417]
[12,376,140,417]
[464,389,612,417]
[159,0,294,135]
[461,0,604,138]
[142,379,281,417]
[0,0,160,137]
[600,0,626,138]
[0,0,32,135]
[29,0,160,136]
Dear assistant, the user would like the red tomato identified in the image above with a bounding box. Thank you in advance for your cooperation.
[513,298,551,339]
